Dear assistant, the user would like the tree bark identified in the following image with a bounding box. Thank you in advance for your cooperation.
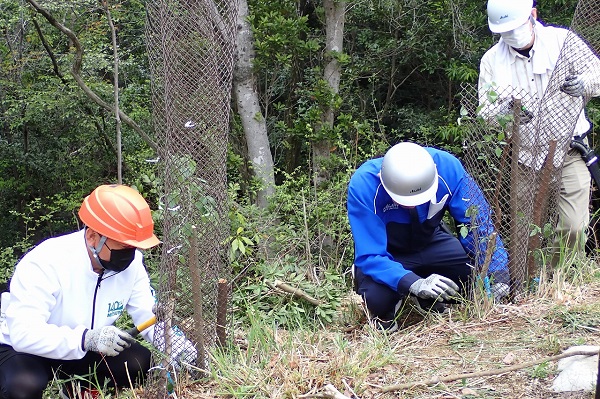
[313,0,345,186]
[102,0,123,184]
[309,0,345,267]
[233,0,275,208]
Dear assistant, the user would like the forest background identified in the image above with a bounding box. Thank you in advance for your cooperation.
[1,0,599,330]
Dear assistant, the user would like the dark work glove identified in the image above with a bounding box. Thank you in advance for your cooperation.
[518,108,534,124]
[505,100,534,125]
[498,99,534,125]
[560,74,585,97]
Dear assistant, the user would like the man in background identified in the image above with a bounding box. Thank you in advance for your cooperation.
[478,0,600,263]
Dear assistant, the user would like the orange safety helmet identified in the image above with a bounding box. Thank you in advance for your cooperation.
[79,184,160,249]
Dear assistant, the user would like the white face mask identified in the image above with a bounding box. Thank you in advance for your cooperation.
[501,19,534,49]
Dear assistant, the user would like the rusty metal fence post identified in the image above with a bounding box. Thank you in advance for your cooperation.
[459,0,600,298]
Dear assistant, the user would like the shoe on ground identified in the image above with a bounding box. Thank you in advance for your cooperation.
[82,389,101,399]
[60,386,101,399]
[370,317,399,333]
[408,296,450,316]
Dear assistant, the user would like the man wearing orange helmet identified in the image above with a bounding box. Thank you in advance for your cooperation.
[0,185,164,398]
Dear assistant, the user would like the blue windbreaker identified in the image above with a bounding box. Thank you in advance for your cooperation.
[347,147,509,293]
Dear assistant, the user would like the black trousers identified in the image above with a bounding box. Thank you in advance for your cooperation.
[354,229,472,321]
[0,342,151,399]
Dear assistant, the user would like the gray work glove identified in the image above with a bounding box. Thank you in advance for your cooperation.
[516,107,534,124]
[84,326,134,356]
[490,282,510,301]
[498,99,534,125]
[560,74,585,97]
[409,274,459,301]
[153,325,198,370]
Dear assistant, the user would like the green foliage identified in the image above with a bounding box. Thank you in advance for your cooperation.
[549,303,600,332]
[446,59,479,83]
[251,9,319,71]
[0,0,587,336]
[530,361,550,379]
[0,0,155,251]
[228,205,259,262]
[0,193,81,284]
[232,256,345,328]
[227,140,355,328]
[537,1,577,27]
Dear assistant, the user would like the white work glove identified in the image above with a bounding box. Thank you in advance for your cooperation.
[561,74,585,97]
[84,326,134,356]
[409,274,459,301]
[154,325,197,369]
[490,282,510,301]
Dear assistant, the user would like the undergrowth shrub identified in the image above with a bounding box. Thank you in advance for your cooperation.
[227,166,353,329]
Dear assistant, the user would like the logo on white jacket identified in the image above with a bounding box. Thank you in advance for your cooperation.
[107,300,124,317]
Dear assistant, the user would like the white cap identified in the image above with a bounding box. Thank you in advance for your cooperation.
[487,0,534,33]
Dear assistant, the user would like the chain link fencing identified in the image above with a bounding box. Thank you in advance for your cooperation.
[460,0,600,298]
[144,0,238,395]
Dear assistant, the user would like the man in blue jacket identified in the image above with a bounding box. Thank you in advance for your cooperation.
[348,142,509,331]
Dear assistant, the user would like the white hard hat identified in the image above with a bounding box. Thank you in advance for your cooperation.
[487,0,534,33]
[380,142,438,207]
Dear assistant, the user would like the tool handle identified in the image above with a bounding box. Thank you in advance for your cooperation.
[127,315,157,337]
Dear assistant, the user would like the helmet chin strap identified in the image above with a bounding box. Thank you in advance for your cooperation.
[85,227,108,269]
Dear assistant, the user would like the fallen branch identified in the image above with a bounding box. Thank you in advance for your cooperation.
[323,384,353,399]
[267,279,322,306]
[381,348,599,393]
[298,384,353,399]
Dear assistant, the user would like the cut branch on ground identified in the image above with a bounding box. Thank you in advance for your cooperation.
[267,279,323,306]
[381,348,599,392]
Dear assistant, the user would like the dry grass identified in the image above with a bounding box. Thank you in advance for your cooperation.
[164,273,600,399]
[81,258,600,399]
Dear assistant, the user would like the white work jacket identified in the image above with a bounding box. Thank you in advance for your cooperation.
[0,230,156,360]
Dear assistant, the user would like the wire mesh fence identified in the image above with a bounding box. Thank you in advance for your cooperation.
[460,0,600,298]
[144,0,238,395]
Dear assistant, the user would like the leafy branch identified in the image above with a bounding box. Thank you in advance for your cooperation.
[26,0,158,152]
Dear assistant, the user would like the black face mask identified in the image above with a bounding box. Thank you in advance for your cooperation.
[99,244,136,272]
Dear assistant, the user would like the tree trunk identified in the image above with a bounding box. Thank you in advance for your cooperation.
[233,0,275,208]
[309,0,345,273]
[313,0,345,186]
